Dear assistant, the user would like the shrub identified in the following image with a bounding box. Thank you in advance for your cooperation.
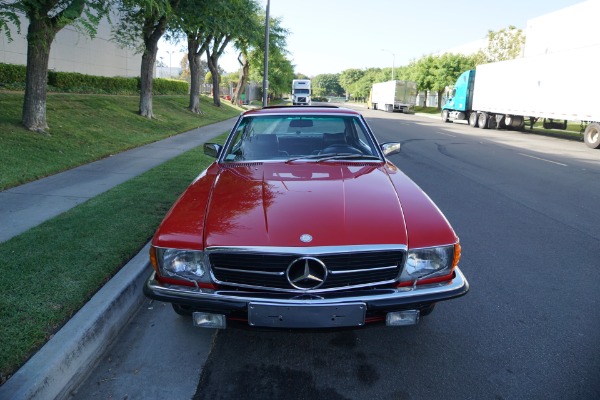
[48,71,139,94]
[153,78,189,95]
[0,63,189,95]
[0,63,27,84]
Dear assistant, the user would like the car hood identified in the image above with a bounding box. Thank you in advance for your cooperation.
[153,162,457,250]
[204,162,406,248]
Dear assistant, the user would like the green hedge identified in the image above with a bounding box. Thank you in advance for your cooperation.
[47,71,140,94]
[0,63,189,95]
[152,78,188,95]
[0,63,27,84]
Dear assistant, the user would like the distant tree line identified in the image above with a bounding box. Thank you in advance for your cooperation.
[307,25,525,110]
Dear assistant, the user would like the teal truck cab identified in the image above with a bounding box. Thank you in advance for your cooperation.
[441,70,477,126]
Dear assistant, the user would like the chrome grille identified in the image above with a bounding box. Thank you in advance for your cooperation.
[209,249,405,292]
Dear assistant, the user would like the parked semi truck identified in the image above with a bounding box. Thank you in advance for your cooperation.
[441,0,600,149]
[369,80,417,113]
[292,79,311,106]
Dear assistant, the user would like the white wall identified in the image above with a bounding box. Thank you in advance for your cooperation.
[0,14,141,77]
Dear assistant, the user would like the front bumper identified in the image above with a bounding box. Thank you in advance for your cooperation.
[143,267,469,328]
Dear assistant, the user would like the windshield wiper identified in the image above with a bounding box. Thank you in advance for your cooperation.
[286,153,381,163]
[285,153,338,163]
[315,154,381,162]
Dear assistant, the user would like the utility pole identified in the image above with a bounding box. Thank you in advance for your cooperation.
[382,49,395,81]
[166,50,174,78]
[262,0,270,107]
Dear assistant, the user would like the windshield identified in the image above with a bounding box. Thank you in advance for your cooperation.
[293,89,310,94]
[221,114,381,162]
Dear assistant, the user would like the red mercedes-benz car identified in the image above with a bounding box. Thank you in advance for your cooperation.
[144,106,469,329]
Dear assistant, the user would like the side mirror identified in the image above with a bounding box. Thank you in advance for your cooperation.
[204,143,222,158]
[381,142,401,157]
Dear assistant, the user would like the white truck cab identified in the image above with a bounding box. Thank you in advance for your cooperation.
[292,79,311,106]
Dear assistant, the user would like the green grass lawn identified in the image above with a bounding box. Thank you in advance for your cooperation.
[0,92,241,382]
[414,106,439,115]
[0,131,229,383]
[0,92,241,190]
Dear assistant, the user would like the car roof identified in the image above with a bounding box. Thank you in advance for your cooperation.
[241,106,361,117]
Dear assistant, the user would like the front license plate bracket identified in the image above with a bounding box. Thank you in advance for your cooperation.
[248,302,366,328]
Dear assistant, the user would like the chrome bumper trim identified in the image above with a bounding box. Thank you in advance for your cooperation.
[145,267,469,307]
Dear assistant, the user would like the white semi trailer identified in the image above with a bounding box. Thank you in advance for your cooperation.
[441,0,600,148]
[369,80,417,113]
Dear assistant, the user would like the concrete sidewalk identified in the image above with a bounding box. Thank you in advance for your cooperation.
[0,117,237,400]
[0,117,237,243]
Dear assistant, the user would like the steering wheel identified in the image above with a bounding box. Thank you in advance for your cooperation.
[321,144,362,154]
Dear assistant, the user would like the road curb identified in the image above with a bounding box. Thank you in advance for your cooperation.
[0,243,152,400]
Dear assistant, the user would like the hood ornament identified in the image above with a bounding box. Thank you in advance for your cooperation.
[300,234,313,243]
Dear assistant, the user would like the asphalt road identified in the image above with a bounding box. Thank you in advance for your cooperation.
[73,107,600,400]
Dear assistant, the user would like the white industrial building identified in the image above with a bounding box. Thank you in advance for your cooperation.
[0,14,141,77]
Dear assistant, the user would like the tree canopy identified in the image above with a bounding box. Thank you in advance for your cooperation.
[0,1,20,42]
[312,73,343,97]
[247,15,293,99]
[476,25,525,64]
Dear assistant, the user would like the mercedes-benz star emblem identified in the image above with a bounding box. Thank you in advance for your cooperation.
[286,257,327,290]
[300,234,313,243]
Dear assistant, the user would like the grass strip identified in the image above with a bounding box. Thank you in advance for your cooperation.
[0,132,227,382]
[414,106,439,115]
[0,92,241,190]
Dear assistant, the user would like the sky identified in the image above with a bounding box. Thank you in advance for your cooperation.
[157,0,587,77]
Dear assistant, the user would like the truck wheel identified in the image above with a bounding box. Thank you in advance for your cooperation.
[468,112,478,127]
[373,103,377,110]
[441,110,449,123]
[386,104,393,113]
[584,122,600,149]
[478,112,489,129]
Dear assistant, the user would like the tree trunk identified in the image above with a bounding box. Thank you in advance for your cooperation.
[187,36,203,114]
[22,16,56,131]
[231,53,249,105]
[139,16,167,118]
[139,48,156,118]
[207,55,220,107]
[437,89,444,110]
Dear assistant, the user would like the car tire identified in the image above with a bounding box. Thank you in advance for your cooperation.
[420,304,436,317]
[172,303,194,316]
